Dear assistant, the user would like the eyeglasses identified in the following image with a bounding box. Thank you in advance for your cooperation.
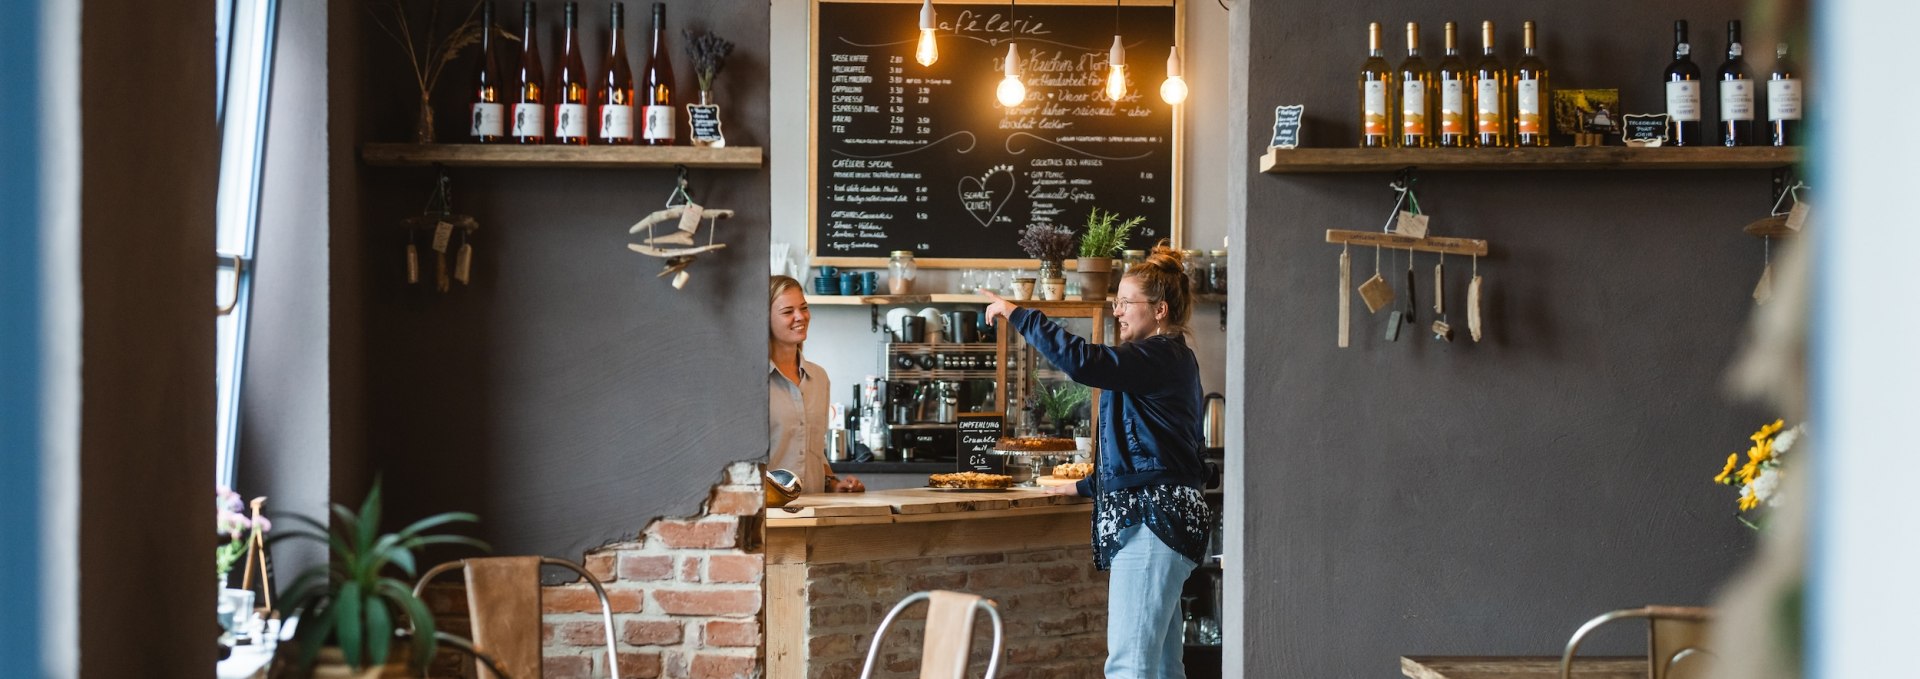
[1109,299,1152,312]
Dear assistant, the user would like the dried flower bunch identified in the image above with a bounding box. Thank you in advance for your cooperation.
[366,0,487,141]
[683,29,735,93]
[1018,224,1077,264]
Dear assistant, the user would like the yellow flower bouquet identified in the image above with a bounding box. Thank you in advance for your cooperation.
[1713,419,1802,529]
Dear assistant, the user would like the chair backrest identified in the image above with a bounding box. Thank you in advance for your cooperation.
[1561,606,1713,679]
[859,591,1004,679]
[414,556,621,679]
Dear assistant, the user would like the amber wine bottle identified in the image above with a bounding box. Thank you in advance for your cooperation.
[1398,22,1435,148]
[469,1,505,143]
[552,2,590,145]
[1768,43,1802,146]
[594,2,635,144]
[1513,20,1548,146]
[511,1,546,144]
[1437,22,1471,147]
[1358,22,1396,148]
[1473,21,1508,147]
[1665,20,1703,146]
[639,3,677,145]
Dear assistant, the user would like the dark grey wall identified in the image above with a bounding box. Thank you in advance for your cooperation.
[337,1,771,560]
[78,2,218,676]
[1236,2,1773,676]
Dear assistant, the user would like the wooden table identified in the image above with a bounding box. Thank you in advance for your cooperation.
[1401,656,1645,679]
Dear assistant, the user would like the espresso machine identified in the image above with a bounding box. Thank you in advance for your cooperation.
[864,315,1001,462]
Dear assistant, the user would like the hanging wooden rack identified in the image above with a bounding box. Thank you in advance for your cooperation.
[1324,229,1490,257]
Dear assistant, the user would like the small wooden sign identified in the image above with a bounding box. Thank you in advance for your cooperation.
[957,413,1005,474]
[1622,113,1669,147]
[1270,105,1304,149]
[687,104,725,147]
[1394,211,1429,238]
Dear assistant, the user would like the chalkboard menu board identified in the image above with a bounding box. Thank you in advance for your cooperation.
[957,413,1006,473]
[811,0,1180,266]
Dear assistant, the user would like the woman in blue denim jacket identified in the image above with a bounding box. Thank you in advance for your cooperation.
[982,244,1211,679]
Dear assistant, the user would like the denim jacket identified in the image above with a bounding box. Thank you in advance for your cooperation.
[1008,308,1208,496]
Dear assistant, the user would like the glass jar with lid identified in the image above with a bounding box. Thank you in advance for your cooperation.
[887,250,916,294]
[1181,249,1208,294]
[1207,249,1228,295]
[1119,249,1146,275]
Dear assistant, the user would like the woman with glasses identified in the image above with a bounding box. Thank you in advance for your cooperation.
[981,243,1210,679]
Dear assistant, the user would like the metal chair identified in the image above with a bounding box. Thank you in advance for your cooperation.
[1561,606,1713,679]
[414,556,621,679]
[859,590,1005,679]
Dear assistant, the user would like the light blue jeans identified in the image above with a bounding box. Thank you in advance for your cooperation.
[1104,524,1196,679]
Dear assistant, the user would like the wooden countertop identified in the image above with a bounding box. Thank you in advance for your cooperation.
[1400,656,1644,679]
[764,488,1090,527]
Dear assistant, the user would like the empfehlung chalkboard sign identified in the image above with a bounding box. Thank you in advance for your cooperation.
[957,412,1006,474]
[811,0,1181,266]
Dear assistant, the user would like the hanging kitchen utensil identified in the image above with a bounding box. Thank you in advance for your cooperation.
[1357,245,1394,313]
[1338,244,1352,348]
[1468,253,1484,342]
[401,168,480,293]
[1403,247,1417,326]
[1385,247,1404,341]
[1431,253,1451,341]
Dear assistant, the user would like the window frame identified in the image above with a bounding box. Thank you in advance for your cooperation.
[214,0,281,487]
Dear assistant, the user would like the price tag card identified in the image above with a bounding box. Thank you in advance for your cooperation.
[687,105,725,147]
[1394,211,1430,238]
[431,221,454,253]
[957,413,1006,474]
[1785,202,1811,231]
[1270,105,1304,149]
[1622,113,1669,147]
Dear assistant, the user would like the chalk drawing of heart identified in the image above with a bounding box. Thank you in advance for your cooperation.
[957,165,1016,229]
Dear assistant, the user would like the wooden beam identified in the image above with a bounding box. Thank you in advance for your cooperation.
[1325,230,1490,257]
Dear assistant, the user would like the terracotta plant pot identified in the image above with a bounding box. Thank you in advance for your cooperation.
[1075,257,1112,301]
[1039,277,1067,301]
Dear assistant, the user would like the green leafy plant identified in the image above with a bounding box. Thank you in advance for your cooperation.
[1076,208,1144,259]
[1035,382,1091,432]
[277,479,488,673]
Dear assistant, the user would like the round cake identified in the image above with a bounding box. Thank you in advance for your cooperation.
[992,436,1077,453]
[928,472,1014,489]
[1050,462,1093,480]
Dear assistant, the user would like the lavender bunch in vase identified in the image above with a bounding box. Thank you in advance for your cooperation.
[683,29,735,146]
[1018,224,1076,300]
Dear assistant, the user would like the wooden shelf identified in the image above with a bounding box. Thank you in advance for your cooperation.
[360,143,764,169]
[1259,146,1800,173]
[805,294,1123,311]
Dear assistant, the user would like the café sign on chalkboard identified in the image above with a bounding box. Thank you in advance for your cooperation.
[810,0,1182,266]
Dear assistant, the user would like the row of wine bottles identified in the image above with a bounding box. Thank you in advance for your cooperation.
[469,1,678,145]
[1356,19,1804,148]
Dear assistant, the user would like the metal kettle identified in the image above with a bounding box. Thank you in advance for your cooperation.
[1203,392,1226,448]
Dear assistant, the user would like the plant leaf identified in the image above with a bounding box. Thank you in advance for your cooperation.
[334,580,365,669]
[356,480,383,557]
[399,534,491,552]
[294,595,338,672]
[394,511,479,539]
[365,595,394,668]
[382,579,440,673]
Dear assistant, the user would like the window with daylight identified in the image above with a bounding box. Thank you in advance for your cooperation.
[214,0,280,486]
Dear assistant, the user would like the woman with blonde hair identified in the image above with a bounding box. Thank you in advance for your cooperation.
[769,275,863,493]
[981,243,1208,678]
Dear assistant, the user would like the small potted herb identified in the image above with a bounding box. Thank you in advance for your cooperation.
[1074,208,1143,302]
[1017,224,1076,300]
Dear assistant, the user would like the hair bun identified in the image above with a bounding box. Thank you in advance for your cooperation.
[1146,242,1183,271]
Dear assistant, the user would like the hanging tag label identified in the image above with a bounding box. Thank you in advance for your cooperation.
[1386,311,1403,341]
[1468,275,1485,342]
[1338,250,1352,348]
[1394,211,1430,238]
[455,243,473,285]
[1357,273,1395,313]
[1785,202,1811,231]
[1431,319,1452,341]
[432,221,454,253]
[677,203,706,234]
[1752,263,1774,304]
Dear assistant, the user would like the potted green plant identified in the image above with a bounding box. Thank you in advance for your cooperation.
[1017,224,1076,300]
[1074,208,1143,302]
[1034,382,1090,437]
[271,479,487,678]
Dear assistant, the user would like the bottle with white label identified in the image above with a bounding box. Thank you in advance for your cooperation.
[1512,20,1548,147]
[594,2,635,144]
[1665,20,1703,146]
[552,2,590,145]
[1717,20,1754,146]
[1768,42,1802,146]
[469,1,506,143]
[511,1,546,144]
[639,2,677,145]
[1437,22,1471,147]
[1358,22,1396,148]
[1473,20,1508,148]
[1398,22,1435,148]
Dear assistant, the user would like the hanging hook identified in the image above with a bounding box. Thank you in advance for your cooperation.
[664,164,694,207]
[425,164,455,216]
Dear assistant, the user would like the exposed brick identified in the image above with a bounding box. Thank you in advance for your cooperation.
[967,567,1037,591]
[689,652,759,679]
[618,554,675,581]
[1061,635,1107,659]
[1008,642,1065,664]
[1009,550,1067,564]
[616,651,665,679]
[809,632,859,657]
[1037,563,1084,584]
[541,654,593,679]
[584,552,617,582]
[1033,610,1098,637]
[727,463,760,487]
[807,562,870,576]
[654,588,761,617]
[946,554,1005,566]
[906,571,968,592]
[551,620,609,647]
[706,488,762,516]
[648,518,739,549]
[808,602,867,628]
[1065,583,1108,609]
[708,554,763,584]
[704,619,760,647]
[680,555,704,583]
[544,585,645,614]
[419,584,468,616]
[623,619,685,646]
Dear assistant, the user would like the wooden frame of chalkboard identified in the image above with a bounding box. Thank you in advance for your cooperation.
[809,0,1184,268]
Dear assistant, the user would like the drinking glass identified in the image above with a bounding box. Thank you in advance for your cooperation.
[769,241,790,276]
[957,268,977,294]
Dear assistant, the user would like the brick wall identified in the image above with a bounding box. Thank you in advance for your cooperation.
[800,547,1110,679]
[425,462,766,679]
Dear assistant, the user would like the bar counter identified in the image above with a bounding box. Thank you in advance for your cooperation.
[764,488,1104,679]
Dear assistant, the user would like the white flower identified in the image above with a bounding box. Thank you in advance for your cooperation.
[1751,467,1783,507]
[1773,424,1804,457]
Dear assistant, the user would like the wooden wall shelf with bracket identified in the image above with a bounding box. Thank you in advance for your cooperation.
[1260,146,1799,174]
[360,143,764,169]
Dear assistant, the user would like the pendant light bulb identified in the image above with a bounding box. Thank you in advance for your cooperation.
[915,0,939,66]
[1105,35,1128,101]
[1159,46,1188,104]
[996,43,1026,106]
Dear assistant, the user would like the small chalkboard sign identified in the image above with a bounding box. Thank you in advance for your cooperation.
[957,413,1005,474]
[1270,105,1304,149]
[687,104,725,147]
[1622,113,1669,147]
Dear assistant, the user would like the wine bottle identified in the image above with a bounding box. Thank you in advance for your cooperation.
[1717,20,1754,146]
[1398,22,1434,148]
[1664,20,1703,146]
[639,2,676,145]
[469,1,506,143]
[1358,23,1396,148]
[1768,42,1802,146]
[1473,20,1508,148]
[552,2,590,145]
[1513,20,1548,146]
[595,2,635,144]
[1437,22,1471,147]
[511,1,546,144]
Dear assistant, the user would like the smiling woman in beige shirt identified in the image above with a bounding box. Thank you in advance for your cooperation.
[768,275,863,494]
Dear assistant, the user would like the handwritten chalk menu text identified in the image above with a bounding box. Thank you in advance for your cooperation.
[813,0,1178,263]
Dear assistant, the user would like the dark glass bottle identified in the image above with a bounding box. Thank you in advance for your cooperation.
[511,1,545,144]
[1768,43,1802,146]
[594,2,635,144]
[1664,20,1703,146]
[469,2,505,143]
[552,2,590,145]
[638,2,677,145]
[1717,20,1754,146]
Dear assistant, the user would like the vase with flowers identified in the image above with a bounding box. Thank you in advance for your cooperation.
[683,29,735,147]
[1018,224,1075,301]
[216,486,271,639]
[1713,418,1802,529]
